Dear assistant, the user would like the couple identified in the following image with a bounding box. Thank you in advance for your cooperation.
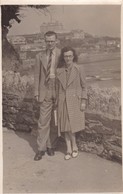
[34,31,87,161]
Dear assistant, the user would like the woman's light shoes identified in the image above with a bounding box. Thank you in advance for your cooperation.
[64,153,72,160]
[72,150,78,158]
[64,150,79,160]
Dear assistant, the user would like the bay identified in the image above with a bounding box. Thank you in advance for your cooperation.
[81,59,121,88]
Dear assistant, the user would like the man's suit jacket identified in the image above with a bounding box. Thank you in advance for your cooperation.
[34,47,61,102]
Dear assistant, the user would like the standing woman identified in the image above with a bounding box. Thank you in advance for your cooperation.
[56,47,87,160]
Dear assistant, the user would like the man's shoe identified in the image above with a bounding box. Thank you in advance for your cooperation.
[47,148,55,156]
[34,151,45,161]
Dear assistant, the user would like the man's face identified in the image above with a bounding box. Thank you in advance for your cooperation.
[45,35,57,50]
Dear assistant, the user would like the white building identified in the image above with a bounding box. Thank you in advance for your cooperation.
[20,45,32,51]
[40,21,64,34]
[71,30,85,40]
[10,36,26,45]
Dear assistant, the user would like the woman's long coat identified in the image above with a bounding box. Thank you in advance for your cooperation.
[56,63,87,136]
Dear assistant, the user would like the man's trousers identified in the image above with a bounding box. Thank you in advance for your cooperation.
[37,78,57,151]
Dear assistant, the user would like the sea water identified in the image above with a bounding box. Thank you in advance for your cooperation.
[82,59,121,88]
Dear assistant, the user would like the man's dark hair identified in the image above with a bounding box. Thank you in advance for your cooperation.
[58,46,78,68]
[44,31,57,39]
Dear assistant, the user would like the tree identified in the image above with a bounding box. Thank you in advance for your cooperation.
[1,5,49,70]
[2,5,49,29]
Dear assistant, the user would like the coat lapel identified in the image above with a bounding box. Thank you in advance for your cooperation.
[41,48,60,71]
[57,64,78,90]
[57,68,66,90]
[67,64,78,87]
[41,51,47,71]
[55,48,60,68]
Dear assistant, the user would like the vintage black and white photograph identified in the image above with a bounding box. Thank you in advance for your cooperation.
[1,2,123,193]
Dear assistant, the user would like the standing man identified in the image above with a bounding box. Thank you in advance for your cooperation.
[34,31,61,161]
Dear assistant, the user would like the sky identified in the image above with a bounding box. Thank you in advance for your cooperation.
[8,5,121,37]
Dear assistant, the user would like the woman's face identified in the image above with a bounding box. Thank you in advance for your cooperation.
[63,51,74,66]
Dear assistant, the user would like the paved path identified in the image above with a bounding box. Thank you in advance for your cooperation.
[3,129,123,193]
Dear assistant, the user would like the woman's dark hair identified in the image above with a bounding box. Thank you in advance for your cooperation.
[58,46,78,68]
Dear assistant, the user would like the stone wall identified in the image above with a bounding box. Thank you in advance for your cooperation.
[2,71,122,163]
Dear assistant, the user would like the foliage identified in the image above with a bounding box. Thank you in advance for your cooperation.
[87,86,121,119]
[3,71,121,119]
[2,5,49,68]
[2,70,34,98]
[1,5,49,29]
[2,5,20,29]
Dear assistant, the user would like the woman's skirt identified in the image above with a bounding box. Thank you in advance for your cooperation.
[58,99,71,133]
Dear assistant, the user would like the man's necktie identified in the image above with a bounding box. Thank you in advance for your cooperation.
[46,50,52,83]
